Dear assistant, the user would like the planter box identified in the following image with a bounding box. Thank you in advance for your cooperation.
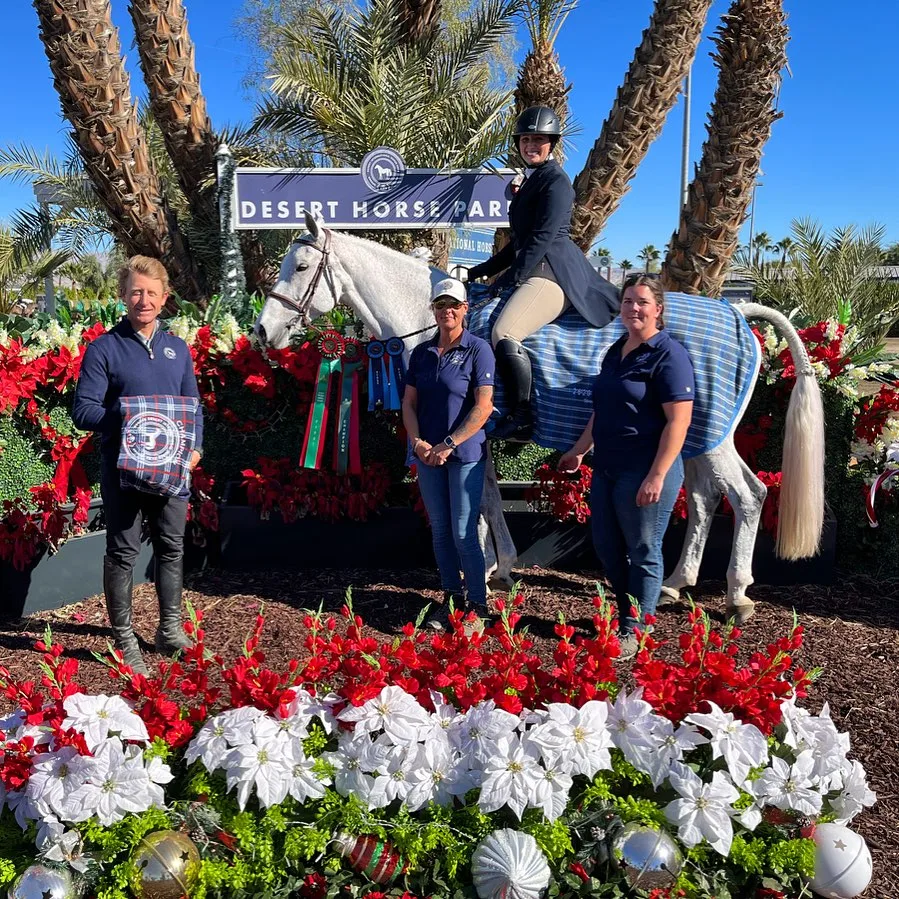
[217,504,434,570]
[0,531,155,620]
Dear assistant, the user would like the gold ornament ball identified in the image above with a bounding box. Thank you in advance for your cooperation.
[130,831,200,899]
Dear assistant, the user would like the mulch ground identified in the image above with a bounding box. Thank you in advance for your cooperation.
[1,566,897,897]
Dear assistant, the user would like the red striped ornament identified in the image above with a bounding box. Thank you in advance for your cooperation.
[332,833,408,884]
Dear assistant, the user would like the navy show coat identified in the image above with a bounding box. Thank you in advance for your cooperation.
[468,160,620,329]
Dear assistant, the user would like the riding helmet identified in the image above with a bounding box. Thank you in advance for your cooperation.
[512,106,562,139]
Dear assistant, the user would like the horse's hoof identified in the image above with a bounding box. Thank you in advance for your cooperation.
[726,598,755,625]
[488,576,514,593]
[658,584,680,606]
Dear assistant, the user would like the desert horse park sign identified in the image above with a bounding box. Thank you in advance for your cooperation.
[231,147,518,230]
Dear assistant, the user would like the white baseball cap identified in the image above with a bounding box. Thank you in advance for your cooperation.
[430,277,468,305]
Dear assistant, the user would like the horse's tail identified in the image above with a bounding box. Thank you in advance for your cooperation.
[739,303,825,559]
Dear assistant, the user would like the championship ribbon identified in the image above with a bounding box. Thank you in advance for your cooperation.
[334,339,364,475]
[367,340,386,410]
[300,330,345,470]
[384,337,406,411]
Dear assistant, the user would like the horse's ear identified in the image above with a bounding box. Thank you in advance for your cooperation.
[304,210,323,242]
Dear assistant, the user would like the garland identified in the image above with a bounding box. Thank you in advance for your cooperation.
[0,597,875,899]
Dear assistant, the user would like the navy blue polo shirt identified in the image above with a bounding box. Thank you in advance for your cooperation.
[592,329,694,468]
[404,329,496,463]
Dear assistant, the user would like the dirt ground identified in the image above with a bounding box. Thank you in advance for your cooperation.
[1,566,896,897]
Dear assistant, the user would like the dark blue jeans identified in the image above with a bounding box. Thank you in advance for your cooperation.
[416,458,488,608]
[590,455,684,635]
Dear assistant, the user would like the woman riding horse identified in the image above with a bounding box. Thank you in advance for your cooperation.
[466,105,620,440]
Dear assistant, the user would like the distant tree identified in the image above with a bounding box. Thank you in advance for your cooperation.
[775,236,794,264]
[0,225,70,314]
[882,242,899,265]
[619,257,633,281]
[638,244,661,273]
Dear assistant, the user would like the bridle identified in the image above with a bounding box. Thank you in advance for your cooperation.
[265,229,337,329]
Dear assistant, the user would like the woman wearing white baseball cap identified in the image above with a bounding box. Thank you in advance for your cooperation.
[402,278,496,626]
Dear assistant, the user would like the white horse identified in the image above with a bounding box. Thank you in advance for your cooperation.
[255,213,824,621]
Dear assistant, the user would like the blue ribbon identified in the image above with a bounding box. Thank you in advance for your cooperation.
[384,337,406,411]
[367,340,385,410]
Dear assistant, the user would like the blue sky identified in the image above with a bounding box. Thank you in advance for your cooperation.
[2,0,897,262]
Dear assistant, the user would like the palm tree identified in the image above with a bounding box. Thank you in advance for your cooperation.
[0,225,70,315]
[128,0,218,236]
[752,230,773,263]
[32,0,203,302]
[619,257,633,282]
[570,0,715,250]
[514,0,576,163]
[775,236,794,265]
[661,0,788,297]
[398,0,443,43]
[253,0,520,265]
[735,219,899,349]
[638,244,661,273]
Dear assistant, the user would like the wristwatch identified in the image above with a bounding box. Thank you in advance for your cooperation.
[443,435,457,449]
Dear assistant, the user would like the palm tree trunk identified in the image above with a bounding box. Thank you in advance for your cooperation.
[397,0,443,44]
[33,0,204,302]
[570,0,715,250]
[661,0,788,296]
[128,0,216,217]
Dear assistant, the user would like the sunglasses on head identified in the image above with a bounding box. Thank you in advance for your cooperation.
[432,298,466,310]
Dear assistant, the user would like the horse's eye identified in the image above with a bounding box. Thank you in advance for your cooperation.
[297,263,309,272]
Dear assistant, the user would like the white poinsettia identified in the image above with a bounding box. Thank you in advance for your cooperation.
[421,690,462,741]
[478,734,542,819]
[405,734,471,812]
[286,688,340,734]
[830,759,876,824]
[685,702,768,784]
[451,700,520,768]
[528,750,573,822]
[367,742,420,809]
[528,700,613,779]
[225,732,292,810]
[338,686,429,745]
[64,740,160,826]
[665,763,740,856]
[641,718,708,788]
[283,742,329,804]
[61,693,148,750]
[606,690,656,765]
[26,746,97,820]
[755,751,823,817]
[185,715,230,771]
[219,705,269,747]
[322,731,378,801]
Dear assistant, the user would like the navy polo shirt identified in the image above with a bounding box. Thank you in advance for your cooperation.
[592,329,694,468]
[404,329,496,463]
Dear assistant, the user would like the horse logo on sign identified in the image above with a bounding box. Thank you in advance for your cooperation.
[361,147,406,193]
[123,410,184,468]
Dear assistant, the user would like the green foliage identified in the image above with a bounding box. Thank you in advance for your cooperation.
[766,837,815,878]
[735,218,899,349]
[491,441,554,481]
[0,859,16,888]
[0,417,54,503]
[520,814,573,860]
[729,834,766,875]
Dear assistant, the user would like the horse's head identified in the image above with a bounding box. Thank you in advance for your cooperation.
[255,212,341,348]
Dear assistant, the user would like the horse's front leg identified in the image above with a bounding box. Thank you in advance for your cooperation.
[481,449,517,589]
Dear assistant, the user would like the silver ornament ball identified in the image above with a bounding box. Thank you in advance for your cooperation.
[8,865,77,899]
[612,823,683,891]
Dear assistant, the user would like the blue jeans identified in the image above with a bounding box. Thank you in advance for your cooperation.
[590,455,684,635]
[416,458,488,608]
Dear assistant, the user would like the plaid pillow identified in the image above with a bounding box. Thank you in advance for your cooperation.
[117,395,200,496]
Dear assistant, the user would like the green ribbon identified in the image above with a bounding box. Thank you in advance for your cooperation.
[301,355,341,469]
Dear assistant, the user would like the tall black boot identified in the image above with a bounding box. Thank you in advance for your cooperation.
[103,557,149,676]
[154,555,192,654]
[491,338,533,441]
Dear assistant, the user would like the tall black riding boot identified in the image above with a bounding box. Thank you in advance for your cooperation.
[491,338,534,441]
[154,556,192,654]
[103,557,149,676]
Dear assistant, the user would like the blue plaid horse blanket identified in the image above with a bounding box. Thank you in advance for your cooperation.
[118,395,200,496]
[468,288,761,457]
